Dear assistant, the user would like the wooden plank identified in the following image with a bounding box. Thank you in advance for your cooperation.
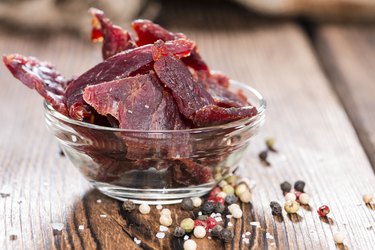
[315,24,375,168]
[1,1,375,249]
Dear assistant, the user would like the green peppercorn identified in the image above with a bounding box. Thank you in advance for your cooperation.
[280,181,292,194]
[219,228,233,242]
[201,201,215,215]
[123,200,135,211]
[180,218,195,233]
[225,175,237,185]
[181,198,194,211]
[294,180,305,192]
[214,202,225,213]
[211,225,223,238]
[173,226,186,237]
[222,185,234,195]
[266,138,277,152]
[225,195,238,205]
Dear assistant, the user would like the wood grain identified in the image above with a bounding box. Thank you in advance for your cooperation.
[1,1,375,249]
[315,25,375,169]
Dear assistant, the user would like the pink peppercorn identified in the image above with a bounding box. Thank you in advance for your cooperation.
[209,187,221,197]
[205,217,217,230]
[194,220,206,228]
[295,191,302,201]
[317,205,330,217]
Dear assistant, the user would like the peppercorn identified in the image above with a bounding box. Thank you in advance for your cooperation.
[225,195,238,205]
[192,197,202,207]
[123,200,135,211]
[181,198,194,211]
[139,203,151,214]
[201,201,215,215]
[235,183,248,197]
[219,228,233,242]
[239,191,251,203]
[285,192,297,201]
[206,217,217,230]
[216,192,227,199]
[284,200,300,214]
[280,181,292,194]
[231,208,243,218]
[228,204,240,213]
[294,180,305,192]
[363,194,373,204]
[193,226,206,238]
[222,185,235,195]
[259,150,270,166]
[214,202,225,213]
[160,215,173,227]
[197,215,208,221]
[194,219,206,228]
[218,180,228,188]
[266,138,277,152]
[209,187,221,197]
[180,218,195,233]
[299,193,310,205]
[211,225,223,238]
[317,205,330,217]
[173,226,185,237]
[226,175,237,185]
[183,239,197,250]
[215,196,225,205]
[333,232,345,244]
[270,201,282,216]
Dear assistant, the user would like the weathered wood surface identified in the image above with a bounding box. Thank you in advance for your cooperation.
[1,1,375,249]
[316,24,375,169]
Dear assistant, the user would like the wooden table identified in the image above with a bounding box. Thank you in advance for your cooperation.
[1,1,375,249]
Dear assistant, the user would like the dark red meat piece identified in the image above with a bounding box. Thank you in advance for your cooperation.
[132,19,209,71]
[172,159,212,186]
[83,72,186,130]
[3,54,68,115]
[65,39,195,120]
[153,55,214,119]
[192,105,257,127]
[90,8,136,59]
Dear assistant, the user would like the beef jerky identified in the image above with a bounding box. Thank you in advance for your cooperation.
[90,8,136,59]
[83,72,186,130]
[65,39,195,120]
[153,55,214,119]
[3,54,68,115]
[172,159,212,186]
[132,19,209,71]
[192,105,257,127]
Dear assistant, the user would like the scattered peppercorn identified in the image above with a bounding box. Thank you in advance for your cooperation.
[193,226,206,238]
[211,225,223,238]
[317,205,330,217]
[183,239,197,250]
[239,191,252,203]
[235,183,248,197]
[139,203,151,214]
[201,201,215,215]
[363,194,373,204]
[258,150,270,166]
[181,198,194,211]
[191,197,202,207]
[214,202,225,213]
[284,200,300,214]
[216,192,227,199]
[209,187,221,197]
[225,195,238,205]
[180,218,195,233]
[122,200,136,211]
[219,228,233,242]
[222,185,235,195]
[280,181,292,193]
[294,180,305,192]
[215,196,225,205]
[299,193,310,205]
[231,207,243,218]
[160,214,173,227]
[266,138,277,152]
[285,192,297,201]
[270,201,282,216]
[226,175,237,185]
[333,232,345,244]
[194,219,206,228]
[173,226,185,237]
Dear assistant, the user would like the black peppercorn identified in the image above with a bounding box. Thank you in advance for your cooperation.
[181,198,194,211]
[214,202,225,213]
[259,150,270,166]
[197,215,208,221]
[280,181,292,194]
[201,201,215,215]
[211,225,223,238]
[123,200,135,211]
[225,195,238,205]
[294,180,305,192]
[270,201,282,216]
[173,226,185,237]
[219,228,233,242]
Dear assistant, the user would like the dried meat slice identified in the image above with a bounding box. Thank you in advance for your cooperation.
[83,72,185,130]
[3,54,68,115]
[153,55,214,119]
[132,19,209,71]
[90,8,136,59]
[65,39,195,120]
[192,105,257,127]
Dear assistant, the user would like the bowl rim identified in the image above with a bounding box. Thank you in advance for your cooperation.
[44,80,266,133]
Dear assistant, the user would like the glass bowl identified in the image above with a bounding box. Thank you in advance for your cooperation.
[44,80,266,204]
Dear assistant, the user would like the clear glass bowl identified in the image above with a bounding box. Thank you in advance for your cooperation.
[44,81,266,204]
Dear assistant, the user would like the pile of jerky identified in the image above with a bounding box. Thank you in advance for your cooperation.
[3,8,257,130]
[2,9,258,187]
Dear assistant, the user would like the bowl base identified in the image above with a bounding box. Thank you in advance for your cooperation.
[92,181,216,204]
